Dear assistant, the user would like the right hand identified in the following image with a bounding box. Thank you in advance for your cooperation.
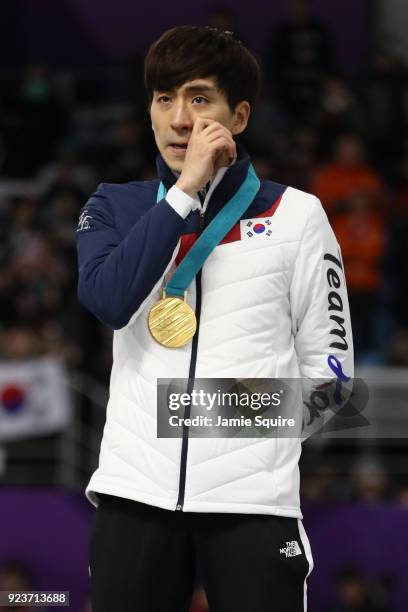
[175,118,236,198]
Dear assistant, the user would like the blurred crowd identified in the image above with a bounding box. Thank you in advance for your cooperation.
[1,4,408,381]
[0,556,399,612]
[0,3,408,609]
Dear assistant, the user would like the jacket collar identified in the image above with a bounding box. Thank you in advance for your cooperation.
[155,143,252,223]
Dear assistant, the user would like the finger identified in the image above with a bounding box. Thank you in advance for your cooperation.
[206,129,235,150]
[207,130,234,146]
[213,145,235,170]
[193,117,215,133]
[226,142,237,165]
[208,134,236,159]
[201,122,232,138]
[209,136,235,159]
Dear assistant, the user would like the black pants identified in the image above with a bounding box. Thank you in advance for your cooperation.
[90,493,313,612]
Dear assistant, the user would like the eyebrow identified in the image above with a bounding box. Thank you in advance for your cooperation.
[156,83,218,95]
[182,84,217,93]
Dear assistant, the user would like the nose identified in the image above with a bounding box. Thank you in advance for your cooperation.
[170,99,193,131]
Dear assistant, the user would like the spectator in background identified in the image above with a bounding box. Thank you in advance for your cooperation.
[80,595,92,612]
[239,93,290,160]
[205,5,242,41]
[384,328,408,365]
[360,48,408,177]
[0,560,43,612]
[1,64,66,178]
[0,327,41,360]
[284,125,319,190]
[266,0,334,121]
[0,187,86,370]
[349,454,389,505]
[250,149,276,180]
[189,585,209,612]
[311,77,365,156]
[300,463,338,506]
[41,180,87,247]
[10,229,68,323]
[311,133,386,219]
[391,152,408,222]
[102,117,144,183]
[36,150,97,200]
[332,191,387,360]
[393,482,408,506]
[386,153,408,330]
[334,567,392,612]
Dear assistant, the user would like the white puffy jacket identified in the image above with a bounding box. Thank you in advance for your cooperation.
[76,145,354,517]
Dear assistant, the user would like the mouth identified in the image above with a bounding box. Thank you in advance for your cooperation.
[168,142,188,156]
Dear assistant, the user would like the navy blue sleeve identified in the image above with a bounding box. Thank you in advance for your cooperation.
[76,183,187,329]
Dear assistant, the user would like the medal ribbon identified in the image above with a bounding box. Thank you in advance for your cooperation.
[157,164,260,297]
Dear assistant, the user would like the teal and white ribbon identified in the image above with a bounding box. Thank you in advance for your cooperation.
[157,164,260,297]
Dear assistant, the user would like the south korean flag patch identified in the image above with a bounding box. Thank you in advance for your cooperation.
[240,217,273,240]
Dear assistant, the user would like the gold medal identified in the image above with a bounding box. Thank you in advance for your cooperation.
[148,289,197,348]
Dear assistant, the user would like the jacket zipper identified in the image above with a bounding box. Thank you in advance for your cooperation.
[175,210,205,511]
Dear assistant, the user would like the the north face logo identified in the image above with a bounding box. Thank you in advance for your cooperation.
[280,541,302,558]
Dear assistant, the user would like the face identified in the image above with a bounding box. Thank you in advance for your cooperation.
[150,76,249,172]
[334,136,364,168]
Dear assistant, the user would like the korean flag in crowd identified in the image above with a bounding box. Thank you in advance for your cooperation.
[0,357,71,442]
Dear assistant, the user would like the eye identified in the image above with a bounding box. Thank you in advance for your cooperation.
[157,95,171,104]
[192,96,208,104]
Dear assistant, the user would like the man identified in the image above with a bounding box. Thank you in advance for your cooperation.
[76,25,353,612]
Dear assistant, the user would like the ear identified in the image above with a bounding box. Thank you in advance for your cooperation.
[231,101,250,136]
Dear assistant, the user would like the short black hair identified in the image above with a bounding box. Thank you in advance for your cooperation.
[144,25,261,112]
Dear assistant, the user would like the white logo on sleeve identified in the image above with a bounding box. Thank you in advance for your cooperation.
[280,540,302,557]
[240,217,273,240]
[77,210,93,232]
